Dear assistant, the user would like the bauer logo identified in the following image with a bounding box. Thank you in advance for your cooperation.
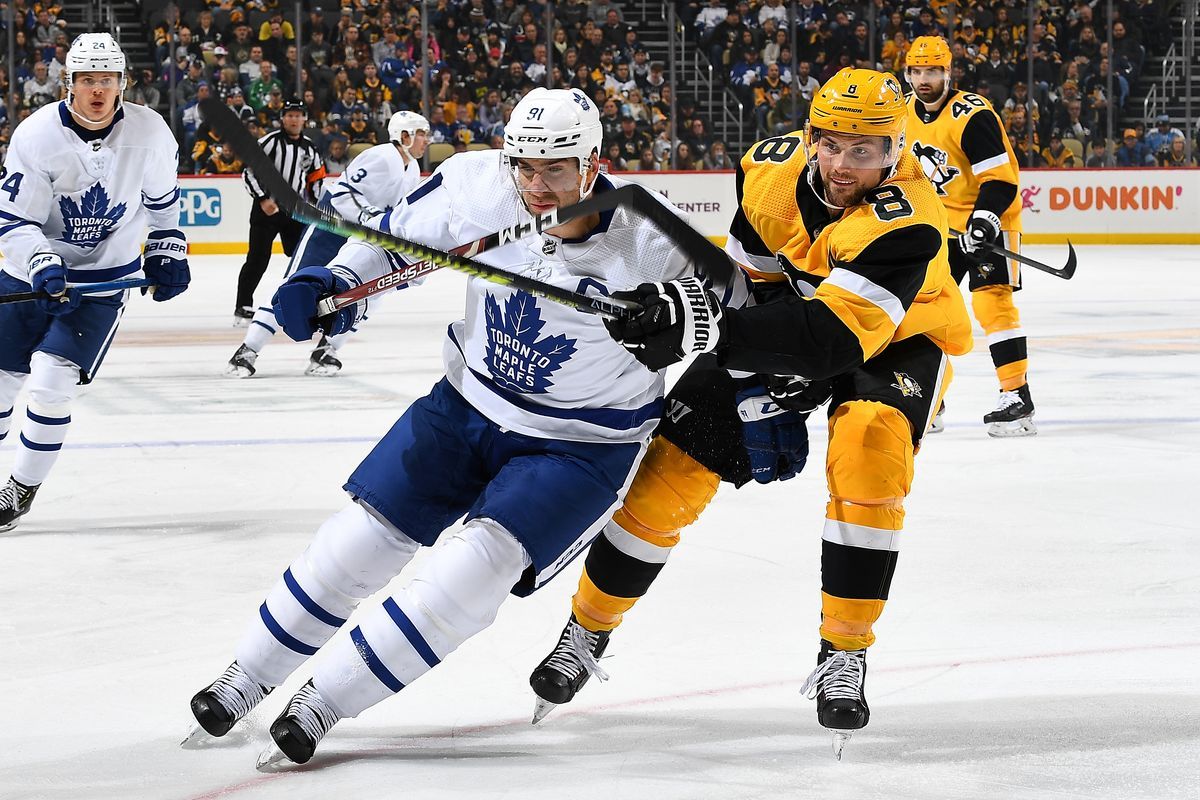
[178,188,222,226]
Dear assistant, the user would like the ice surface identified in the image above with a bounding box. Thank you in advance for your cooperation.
[1,246,1197,799]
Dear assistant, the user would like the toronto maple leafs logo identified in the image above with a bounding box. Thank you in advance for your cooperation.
[59,183,127,248]
[911,141,960,197]
[484,291,577,393]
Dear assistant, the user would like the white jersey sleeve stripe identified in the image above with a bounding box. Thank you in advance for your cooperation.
[822,519,900,552]
[823,267,906,327]
[971,152,1010,175]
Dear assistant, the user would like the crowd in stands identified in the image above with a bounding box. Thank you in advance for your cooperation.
[683,0,1197,167]
[0,1,1196,171]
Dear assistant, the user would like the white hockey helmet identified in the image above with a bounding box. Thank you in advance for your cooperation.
[504,87,602,199]
[66,33,127,122]
[388,110,430,145]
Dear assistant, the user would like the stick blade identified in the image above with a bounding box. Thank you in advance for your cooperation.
[1060,240,1077,279]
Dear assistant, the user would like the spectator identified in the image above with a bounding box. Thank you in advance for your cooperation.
[247,60,283,112]
[695,0,729,39]
[622,87,650,125]
[126,68,161,108]
[729,45,766,95]
[228,23,255,66]
[181,82,211,163]
[674,141,699,170]
[428,105,453,143]
[194,9,222,47]
[702,139,735,170]
[1158,137,1198,168]
[759,0,788,28]
[345,106,377,145]
[1115,128,1154,166]
[324,135,351,174]
[329,86,359,123]
[753,61,790,133]
[604,141,628,172]
[1085,138,1115,167]
[630,146,660,172]
[1041,130,1076,167]
[239,45,265,84]
[599,96,622,142]
[613,115,651,164]
[22,61,59,110]
[226,87,256,124]
[173,58,207,109]
[1144,113,1183,157]
[1059,99,1093,145]
[794,61,819,103]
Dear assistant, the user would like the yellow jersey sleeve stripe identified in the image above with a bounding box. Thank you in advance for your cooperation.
[823,268,907,327]
[972,152,1011,175]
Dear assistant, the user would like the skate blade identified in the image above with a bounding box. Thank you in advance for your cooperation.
[986,418,1037,438]
[304,364,341,377]
[256,741,293,772]
[831,730,853,760]
[531,697,559,725]
[223,365,254,378]
[927,416,945,434]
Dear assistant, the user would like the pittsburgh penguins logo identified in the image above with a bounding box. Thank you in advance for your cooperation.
[891,372,923,398]
[911,140,960,196]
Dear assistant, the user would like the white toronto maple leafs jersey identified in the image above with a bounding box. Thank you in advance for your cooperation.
[0,101,181,286]
[326,142,421,220]
[335,149,714,444]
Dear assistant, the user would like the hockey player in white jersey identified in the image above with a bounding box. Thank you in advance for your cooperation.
[0,33,190,531]
[186,87,737,768]
[225,110,429,378]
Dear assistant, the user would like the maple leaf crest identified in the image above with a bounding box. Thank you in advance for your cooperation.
[59,182,127,249]
[483,290,577,394]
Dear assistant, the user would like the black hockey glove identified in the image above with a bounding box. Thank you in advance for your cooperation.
[604,278,725,371]
[764,374,833,414]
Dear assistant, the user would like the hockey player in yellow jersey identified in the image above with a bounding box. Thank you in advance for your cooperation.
[528,68,972,756]
[906,35,1037,436]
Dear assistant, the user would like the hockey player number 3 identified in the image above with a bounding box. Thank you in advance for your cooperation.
[0,166,23,201]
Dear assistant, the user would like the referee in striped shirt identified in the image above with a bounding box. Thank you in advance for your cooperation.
[235,102,326,322]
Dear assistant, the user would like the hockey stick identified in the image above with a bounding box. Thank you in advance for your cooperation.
[950,229,1077,279]
[312,178,737,315]
[0,277,153,305]
[201,98,637,319]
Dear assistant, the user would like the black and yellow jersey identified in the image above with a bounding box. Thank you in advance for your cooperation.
[719,134,972,379]
[905,90,1022,232]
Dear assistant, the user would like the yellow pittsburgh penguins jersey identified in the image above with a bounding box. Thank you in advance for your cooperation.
[723,135,972,377]
[905,91,1023,232]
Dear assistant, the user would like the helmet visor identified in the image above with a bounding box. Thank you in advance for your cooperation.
[806,127,900,171]
[511,158,583,193]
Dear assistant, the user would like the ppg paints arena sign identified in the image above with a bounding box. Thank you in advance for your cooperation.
[177,167,1200,252]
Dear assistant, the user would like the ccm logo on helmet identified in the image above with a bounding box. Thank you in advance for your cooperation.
[516,135,549,142]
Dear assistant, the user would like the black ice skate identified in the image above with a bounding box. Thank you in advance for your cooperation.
[529,615,610,724]
[0,477,38,532]
[983,384,1037,437]
[182,661,272,746]
[224,344,258,378]
[232,306,254,327]
[257,680,341,769]
[304,335,342,377]
[800,640,869,760]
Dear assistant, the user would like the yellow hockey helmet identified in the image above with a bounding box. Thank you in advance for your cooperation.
[806,68,907,168]
[906,36,952,69]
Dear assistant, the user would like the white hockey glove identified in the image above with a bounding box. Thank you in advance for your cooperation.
[957,209,1001,256]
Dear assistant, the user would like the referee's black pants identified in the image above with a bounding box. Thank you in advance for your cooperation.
[236,203,306,310]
